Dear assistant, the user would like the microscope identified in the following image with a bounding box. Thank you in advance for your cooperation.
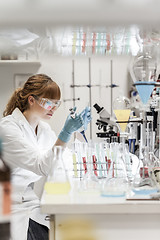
[93,103,120,143]
[93,103,143,154]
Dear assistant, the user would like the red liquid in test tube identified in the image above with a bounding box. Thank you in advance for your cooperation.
[82,157,87,174]
[92,155,98,176]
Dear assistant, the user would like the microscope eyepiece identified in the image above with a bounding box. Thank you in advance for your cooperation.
[93,103,103,113]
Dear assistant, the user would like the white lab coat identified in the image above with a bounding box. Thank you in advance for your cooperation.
[0,108,57,240]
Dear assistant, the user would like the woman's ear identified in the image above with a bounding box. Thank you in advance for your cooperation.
[28,95,36,106]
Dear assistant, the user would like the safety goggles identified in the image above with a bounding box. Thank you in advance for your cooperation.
[37,97,61,110]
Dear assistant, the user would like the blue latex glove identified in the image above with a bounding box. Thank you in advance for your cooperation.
[80,106,92,131]
[58,107,84,143]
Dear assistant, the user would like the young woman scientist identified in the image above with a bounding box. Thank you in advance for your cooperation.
[0,74,91,240]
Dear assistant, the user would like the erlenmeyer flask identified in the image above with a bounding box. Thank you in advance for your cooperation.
[132,146,158,195]
[44,146,71,195]
[101,143,129,197]
[150,153,160,190]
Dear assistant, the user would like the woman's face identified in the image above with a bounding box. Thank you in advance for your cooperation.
[28,95,61,120]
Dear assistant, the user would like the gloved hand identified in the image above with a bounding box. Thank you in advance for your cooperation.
[80,106,92,132]
[58,107,84,143]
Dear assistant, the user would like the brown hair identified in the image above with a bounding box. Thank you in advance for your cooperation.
[3,74,61,117]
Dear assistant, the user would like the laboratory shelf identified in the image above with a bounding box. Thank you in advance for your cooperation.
[0,60,41,67]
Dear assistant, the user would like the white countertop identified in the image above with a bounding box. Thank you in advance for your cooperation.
[40,190,160,215]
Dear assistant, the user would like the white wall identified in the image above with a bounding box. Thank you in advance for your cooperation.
[0,62,41,117]
[0,55,132,142]
[37,55,132,141]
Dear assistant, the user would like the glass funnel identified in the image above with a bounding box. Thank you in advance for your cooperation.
[44,146,71,195]
[113,94,131,141]
[132,50,157,108]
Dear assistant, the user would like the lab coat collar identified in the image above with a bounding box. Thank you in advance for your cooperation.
[12,108,48,131]
[12,108,29,126]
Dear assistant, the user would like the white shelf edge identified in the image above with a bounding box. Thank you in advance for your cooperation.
[0,60,41,65]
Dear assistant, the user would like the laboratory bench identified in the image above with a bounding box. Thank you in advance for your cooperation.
[40,187,160,240]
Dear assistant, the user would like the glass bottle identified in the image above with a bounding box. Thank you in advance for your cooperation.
[44,146,71,195]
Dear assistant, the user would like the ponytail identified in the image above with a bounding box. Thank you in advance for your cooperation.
[3,88,28,117]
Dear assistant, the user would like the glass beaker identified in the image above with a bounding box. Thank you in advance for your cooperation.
[44,146,71,195]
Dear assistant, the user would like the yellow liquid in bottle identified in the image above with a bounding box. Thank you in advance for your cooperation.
[44,181,71,195]
[114,109,131,132]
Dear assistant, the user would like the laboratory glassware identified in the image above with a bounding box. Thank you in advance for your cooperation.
[44,146,71,195]
[113,94,131,133]
[72,141,87,179]
[101,142,129,198]
[72,142,79,178]
[113,94,131,146]
[79,142,100,194]
[132,113,157,188]
[99,142,110,178]
[133,49,157,108]
[124,143,134,183]
[131,49,158,189]
[146,152,160,190]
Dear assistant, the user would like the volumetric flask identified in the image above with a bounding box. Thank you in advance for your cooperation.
[44,146,71,195]
[133,146,157,190]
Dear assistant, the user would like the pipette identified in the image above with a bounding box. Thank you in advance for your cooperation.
[69,108,88,143]
[80,130,88,143]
